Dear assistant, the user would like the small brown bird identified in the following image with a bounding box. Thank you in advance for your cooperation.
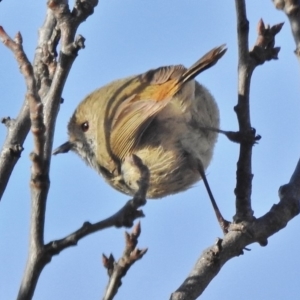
[53,45,227,225]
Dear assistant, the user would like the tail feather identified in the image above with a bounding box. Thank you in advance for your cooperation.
[180,44,227,84]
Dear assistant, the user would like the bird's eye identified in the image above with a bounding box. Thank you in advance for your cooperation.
[81,121,89,132]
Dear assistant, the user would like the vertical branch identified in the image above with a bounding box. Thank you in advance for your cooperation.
[0,27,48,300]
[234,2,282,222]
[0,10,57,201]
[2,1,100,300]
[33,9,58,97]
[42,0,96,170]
[234,0,255,222]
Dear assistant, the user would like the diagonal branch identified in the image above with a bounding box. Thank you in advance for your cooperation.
[45,155,148,256]
[170,157,300,300]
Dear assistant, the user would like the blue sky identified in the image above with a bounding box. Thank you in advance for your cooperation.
[0,1,300,299]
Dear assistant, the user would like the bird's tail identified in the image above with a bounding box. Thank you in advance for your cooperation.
[180,44,227,84]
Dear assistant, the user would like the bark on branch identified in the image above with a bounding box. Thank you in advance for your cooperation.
[102,222,148,300]
[169,2,298,299]
[0,1,100,300]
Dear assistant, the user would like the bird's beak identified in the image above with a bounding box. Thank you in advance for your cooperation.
[52,141,73,155]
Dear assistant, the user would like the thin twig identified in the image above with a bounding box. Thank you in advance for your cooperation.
[102,222,148,300]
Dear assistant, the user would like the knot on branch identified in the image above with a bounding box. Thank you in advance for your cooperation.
[59,35,86,63]
[250,19,284,65]
[114,200,145,228]
[74,34,86,50]
[1,116,15,128]
[46,26,60,60]
[38,26,60,82]
[9,143,24,158]
[72,0,99,21]
[220,127,261,145]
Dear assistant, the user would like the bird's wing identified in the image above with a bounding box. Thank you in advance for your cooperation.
[110,44,227,160]
[110,94,169,160]
[110,64,186,160]
[139,64,186,84]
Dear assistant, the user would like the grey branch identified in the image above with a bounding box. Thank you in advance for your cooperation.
[170,159,300,299]
[170,1,296,299]
[13,1,99,300]
[102,222,148,300]
[234,11,283,222]
[44,156,148,256]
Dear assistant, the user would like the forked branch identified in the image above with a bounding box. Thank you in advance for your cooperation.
[170,2,298,300]
[102,222,148,300]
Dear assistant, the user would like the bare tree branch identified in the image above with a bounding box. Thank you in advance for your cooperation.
[44,155,148,256]
[22,154,147,299]
[1,2,149,299]
[169,2,292,299]
[102,222,148,300]
[272,0,300,60]
[234,4,283,222]
[6,1,99,300]
[0,0,99,201]
[233,0,256,222]
[0,9,58,201]
[33,9,57,97]
[170,157,300,300]
[1,1,298,299]
[0,48,29,199]
[0,22,50,300]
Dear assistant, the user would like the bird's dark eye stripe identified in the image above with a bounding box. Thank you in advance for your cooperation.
[81,121,89,132]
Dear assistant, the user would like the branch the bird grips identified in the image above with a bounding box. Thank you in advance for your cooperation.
[53,45,226,201]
